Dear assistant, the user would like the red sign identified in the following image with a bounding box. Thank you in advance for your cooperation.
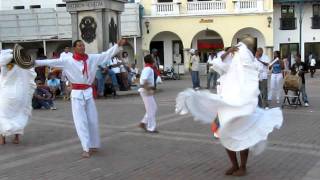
[197,42,224,50]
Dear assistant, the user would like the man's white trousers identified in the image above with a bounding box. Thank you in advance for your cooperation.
[268,73,283,101]
[140,92,157,131]
[71,97,100,152]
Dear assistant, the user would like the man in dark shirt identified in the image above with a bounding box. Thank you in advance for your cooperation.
[291,54,309,107]
[32,79,57,110]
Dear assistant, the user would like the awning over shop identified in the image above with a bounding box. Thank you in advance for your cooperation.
[197,40,224,50]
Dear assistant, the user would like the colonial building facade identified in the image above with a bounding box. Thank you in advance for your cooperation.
[139,0,274,73]
[0,0,141,66]
[274,0,320,66]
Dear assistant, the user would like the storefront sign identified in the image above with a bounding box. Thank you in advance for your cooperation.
[66,0,104,11]
[199,19,213,23]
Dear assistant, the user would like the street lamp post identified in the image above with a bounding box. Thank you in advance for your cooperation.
[299,0,304,57]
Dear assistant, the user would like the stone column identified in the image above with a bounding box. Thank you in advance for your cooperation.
[70,12,79,43]
[64,0,126,53]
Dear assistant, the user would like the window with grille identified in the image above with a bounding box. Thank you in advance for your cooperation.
[30,5,41,9]
[56,4,66,8]
[312,4,320,29]
[13,6,25,10]
[280,5,296,30]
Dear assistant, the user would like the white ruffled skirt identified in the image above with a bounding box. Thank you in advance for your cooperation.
[0,66,36,136]
[176,89,283,154]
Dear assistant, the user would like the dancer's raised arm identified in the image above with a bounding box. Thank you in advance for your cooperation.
[35,58,65,68]
[96,39,127,66]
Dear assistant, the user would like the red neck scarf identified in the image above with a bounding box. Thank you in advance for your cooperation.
[145,63,160,76]
[73,53,89,77]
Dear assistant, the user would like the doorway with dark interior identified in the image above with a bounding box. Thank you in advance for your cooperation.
[150,41,164,65]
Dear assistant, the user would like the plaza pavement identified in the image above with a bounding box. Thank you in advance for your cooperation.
[0,73,320,180]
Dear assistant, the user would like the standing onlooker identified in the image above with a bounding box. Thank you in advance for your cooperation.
[151,49,161,70]
[207,51,219,89]
[60,46,73,96]
[268,51,284,104]
[291,54,309,107]
[254,48,270,108]
[111,55,125,91]
[35,50,47,83]
[60,46,73,59]
[310,55,316,78]
[96,61,109,97]
[190,49,200,90]
[282,55,290,77]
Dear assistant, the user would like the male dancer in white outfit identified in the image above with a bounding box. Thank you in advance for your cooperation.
[138,55,158,133]
[35,39,126,158]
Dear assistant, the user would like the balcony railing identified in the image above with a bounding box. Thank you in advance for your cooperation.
[187,1,226,15]
[151,2,180,16]
[312,16,320,29]
[149,0,266,17]
[234,0,264,12]
[280,17,297,30]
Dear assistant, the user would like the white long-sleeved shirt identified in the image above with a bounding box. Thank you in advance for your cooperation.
[35,45,121,100]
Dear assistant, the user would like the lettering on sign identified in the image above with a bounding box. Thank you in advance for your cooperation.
[199,19,213,23]
[67,0,104,11]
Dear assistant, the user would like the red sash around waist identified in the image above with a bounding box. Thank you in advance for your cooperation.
[71,83,92,90]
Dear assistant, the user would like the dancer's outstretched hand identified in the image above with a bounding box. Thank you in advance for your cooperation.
[117,39,127,46]
[0,49,13,65]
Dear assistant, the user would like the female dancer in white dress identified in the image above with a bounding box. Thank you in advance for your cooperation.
[0,49,36,144]
[176,40,283,176]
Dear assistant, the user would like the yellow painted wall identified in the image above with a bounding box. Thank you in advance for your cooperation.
[139,0,274,70]
[142,14,273,50]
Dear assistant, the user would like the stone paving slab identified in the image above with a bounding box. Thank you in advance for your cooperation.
[0,74,319,179]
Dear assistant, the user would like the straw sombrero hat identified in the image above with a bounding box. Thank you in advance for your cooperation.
[12,44,34,69]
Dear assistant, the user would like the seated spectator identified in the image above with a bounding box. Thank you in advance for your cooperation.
[129,63,139,86]
[32,79,57,110]
[47,73,61,98]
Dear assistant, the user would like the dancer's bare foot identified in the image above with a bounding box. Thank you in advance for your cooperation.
[138,123,146,131]
[0,135,5,145]
[225,166,239,176]
[89,148,99,154]
[82,151,90,158]
[12,134,20,144]
[232,167,247,176]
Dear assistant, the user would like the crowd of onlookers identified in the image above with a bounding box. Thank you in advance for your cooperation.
[95,51,140,97]
[189,47,317,108]
[32,46,141,111]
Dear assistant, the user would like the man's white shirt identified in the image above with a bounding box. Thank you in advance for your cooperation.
[35,45,121,100]
[207,56,216,73]
[254,54,270,80]
[140,67,154,87]
[60,52,73,59]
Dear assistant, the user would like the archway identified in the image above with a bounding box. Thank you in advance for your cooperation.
[149,31,184,69]
[232,27,266,54]
[191,29,224,63]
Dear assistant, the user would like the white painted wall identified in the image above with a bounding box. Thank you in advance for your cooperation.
[274,3,320,60]
[0,0,64,10]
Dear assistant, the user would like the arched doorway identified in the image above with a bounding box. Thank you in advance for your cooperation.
[232,27,266,54]
[149,31,184,69]
[191,29,224,63]
[190,29,224,75]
